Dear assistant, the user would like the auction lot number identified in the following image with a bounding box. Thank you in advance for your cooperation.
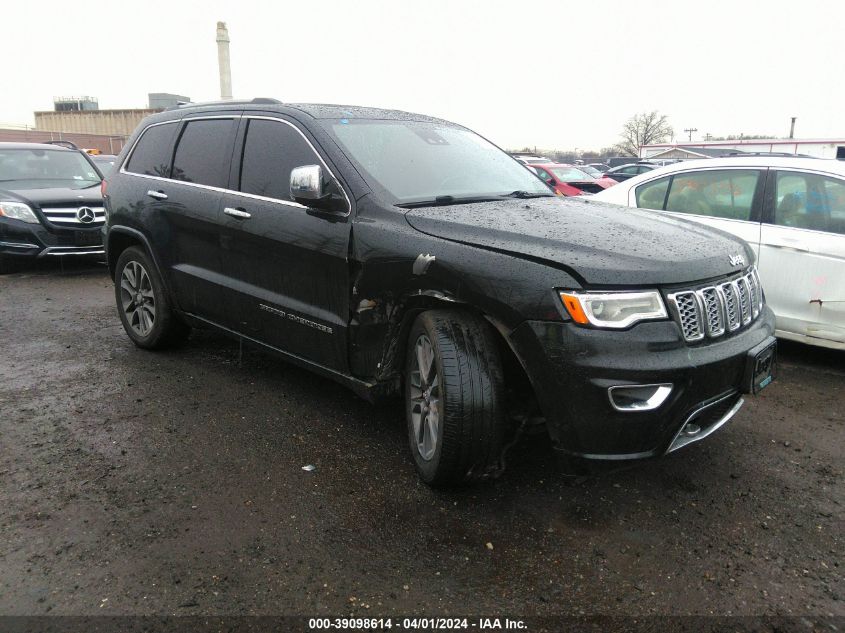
[309,618,526,630]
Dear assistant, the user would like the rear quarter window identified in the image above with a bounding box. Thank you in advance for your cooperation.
[125,122,178,178]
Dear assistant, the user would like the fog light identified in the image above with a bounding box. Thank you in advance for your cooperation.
[608,383,673,412]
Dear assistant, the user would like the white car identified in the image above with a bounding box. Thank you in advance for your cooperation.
[592,156,845,351]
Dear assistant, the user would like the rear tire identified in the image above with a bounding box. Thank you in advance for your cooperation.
[114,246,189,349]
[405,310,507,486]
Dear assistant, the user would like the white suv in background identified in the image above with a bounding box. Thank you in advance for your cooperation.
[592,156,845,351]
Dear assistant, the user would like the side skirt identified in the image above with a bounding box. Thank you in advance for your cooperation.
[184,312,380,402]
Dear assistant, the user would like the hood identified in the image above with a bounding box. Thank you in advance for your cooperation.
[403,196,753,286]
[0,186,102,209]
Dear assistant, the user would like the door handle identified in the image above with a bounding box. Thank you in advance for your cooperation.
[224,207,251,219]
[146,190,168,200]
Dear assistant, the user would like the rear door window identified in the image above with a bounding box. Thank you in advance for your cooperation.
[774,170,845,235]
[171,119,236,188]
[238,119,324,202]
[125,122,178,177]
[635,176,670,209]
[664,169,761,220]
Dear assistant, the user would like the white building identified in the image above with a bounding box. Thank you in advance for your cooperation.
[640,139,845,161]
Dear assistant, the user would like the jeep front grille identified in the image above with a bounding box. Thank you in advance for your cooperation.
[668,268,763,343]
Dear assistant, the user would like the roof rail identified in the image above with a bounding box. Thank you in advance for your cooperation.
[165,97,282,111]
[42,140,80,150]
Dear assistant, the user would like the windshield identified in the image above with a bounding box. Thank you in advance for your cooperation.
[327,120,552,204]
[0,148,102,189]
[93,157,116,174]
[551,166,593,182]
[580,166,602,177]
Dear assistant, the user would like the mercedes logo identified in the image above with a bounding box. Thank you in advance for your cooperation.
[76,207,95,224]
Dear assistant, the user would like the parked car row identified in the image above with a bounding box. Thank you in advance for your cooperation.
[604,161,659,182]
[526,163,617,196]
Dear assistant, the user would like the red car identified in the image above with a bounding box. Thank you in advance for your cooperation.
[528,163,617,196]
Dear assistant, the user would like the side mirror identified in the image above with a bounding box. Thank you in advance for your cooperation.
[290,164,337,211]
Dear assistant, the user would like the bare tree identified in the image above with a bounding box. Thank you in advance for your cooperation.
[616,111,673,156]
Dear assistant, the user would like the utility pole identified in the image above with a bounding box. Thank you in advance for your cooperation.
[683,127,698,142]
[789,117,797,139]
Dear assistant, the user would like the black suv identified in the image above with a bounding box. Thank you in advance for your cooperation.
[0,142,105,272]
[103,99,777,486]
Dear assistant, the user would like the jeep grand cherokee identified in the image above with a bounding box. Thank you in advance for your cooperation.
[103,99,777,486]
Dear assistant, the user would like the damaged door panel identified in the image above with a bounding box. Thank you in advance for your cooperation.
[758,168,845,349]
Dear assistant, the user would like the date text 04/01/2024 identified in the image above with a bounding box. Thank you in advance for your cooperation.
[307,617,527,630]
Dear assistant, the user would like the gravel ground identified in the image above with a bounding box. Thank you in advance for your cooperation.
[0,261,842,620]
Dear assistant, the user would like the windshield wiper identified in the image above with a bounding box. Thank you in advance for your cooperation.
[397,191,555,208]
[503,190,554,199]
[396,195,504,208]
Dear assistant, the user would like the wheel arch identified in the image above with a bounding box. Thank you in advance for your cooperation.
[107,226,185,323]
[107,226,167,289]
[374,293,537,411]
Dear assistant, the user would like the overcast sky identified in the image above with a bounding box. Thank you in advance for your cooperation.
[4,0,843,150]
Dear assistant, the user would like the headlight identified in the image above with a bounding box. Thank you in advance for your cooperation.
[559,290,667,329]
[0,201,39,224]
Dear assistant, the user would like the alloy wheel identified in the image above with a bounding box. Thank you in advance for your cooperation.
[409,334,440,461]
[120,260,156,337]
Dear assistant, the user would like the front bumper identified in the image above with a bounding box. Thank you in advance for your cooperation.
[0,217,104,259]
[509,307,776,459]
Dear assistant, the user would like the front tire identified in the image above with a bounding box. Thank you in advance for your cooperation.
[114,246,188,349]
[405,310,507,486]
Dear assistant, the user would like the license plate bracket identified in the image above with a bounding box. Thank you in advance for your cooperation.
[74,230,102,247]
[743,338,777,395]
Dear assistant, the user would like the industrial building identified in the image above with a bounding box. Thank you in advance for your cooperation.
[32,92,190,137]
[34,108,160,137]
[148,93,191,109]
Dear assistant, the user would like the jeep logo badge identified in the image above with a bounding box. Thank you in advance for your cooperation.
[76,207,95,224]
[729,254,745,266]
